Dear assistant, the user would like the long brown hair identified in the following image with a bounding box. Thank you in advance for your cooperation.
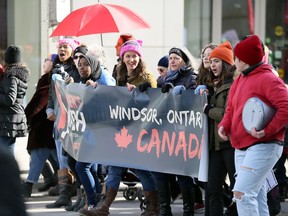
[116,58,149,86]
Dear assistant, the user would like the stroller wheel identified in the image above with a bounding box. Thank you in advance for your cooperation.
[140,199,147,211]
[137,188,144,201]
[123,187,137,201]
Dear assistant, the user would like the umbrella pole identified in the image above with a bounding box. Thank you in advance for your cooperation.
[100,33,103,47]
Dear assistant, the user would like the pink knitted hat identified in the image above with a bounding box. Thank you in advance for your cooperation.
[58,38,81,50]
[120,40,143,58]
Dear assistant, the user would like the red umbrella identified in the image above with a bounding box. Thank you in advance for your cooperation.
[50,3,151,37]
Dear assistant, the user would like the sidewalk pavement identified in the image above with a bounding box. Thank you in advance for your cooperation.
[25,183,205,216]
[16,137,288,216]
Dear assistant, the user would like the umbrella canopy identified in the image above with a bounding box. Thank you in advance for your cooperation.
[50,3,151,37]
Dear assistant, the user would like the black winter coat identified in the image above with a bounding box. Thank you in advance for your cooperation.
[162,67,197,90]
[0,65,29,137]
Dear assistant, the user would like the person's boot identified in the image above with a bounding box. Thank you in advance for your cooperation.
[46,169,73,208]
[48,184,59,196]
[157,181,173,216]
[77,187,117,216]
[169,174,181,203]
[22,182,33,198]
[38,162,56,192]
[73,190,87,212]
[141,191,159,216]
[181,186,195,216]
[65,187,83,211]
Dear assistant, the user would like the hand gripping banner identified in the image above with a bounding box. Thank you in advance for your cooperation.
[54,80,209,181]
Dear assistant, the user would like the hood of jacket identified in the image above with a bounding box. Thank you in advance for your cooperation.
[4,65,29,83]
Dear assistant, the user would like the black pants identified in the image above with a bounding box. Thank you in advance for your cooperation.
[205,148,236,216]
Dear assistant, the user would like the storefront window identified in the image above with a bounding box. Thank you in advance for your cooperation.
[222,0,254,48]
[184,0,212,57]
[265,0,288,82]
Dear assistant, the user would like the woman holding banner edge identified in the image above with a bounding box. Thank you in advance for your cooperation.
[151,46,198,216]
[201,41,237,216]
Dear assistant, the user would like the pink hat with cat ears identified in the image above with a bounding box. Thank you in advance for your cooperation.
[120,40,143,58]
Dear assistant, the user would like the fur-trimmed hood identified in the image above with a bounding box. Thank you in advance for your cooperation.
[4,65,30,83]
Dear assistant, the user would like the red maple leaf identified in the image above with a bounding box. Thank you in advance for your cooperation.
[115,126,133,149]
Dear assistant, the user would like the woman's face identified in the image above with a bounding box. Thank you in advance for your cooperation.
[43,56,54,74]
[210,57,222,77]
[123,51,140,74]
[169,53,185,71]
[78,57,91,79]
[73,52,83,68]
[201,47,213,69]
[58,43,73,63]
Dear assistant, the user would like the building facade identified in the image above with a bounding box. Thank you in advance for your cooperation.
[0,0,287,101]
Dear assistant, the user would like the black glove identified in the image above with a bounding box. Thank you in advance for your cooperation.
[138,82,151,92]
[52,64,62,75]
[161,83,174,93]
[204,104,213,115]
[52,64,69,80]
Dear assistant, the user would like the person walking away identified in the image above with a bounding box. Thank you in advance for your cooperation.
[218,34,288,216]
[0,45,29,156]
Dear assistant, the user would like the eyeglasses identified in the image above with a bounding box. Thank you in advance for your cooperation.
[73,55,83,60]
[200,53,210,59]
[44,58,52,63]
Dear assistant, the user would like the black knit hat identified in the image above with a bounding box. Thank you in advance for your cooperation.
[74,46,88,55]
[4,45,21,64]
[169,47,188,64]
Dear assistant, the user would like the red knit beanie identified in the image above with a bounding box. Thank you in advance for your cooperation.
[234,35,264,66]
[209,41,234,65]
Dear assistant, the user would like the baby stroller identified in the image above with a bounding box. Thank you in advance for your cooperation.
[121,169,144,202]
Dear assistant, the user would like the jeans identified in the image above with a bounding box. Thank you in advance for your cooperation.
[75,162,101,205]
[0,136,16,156]
[54,139,68,169]
[233,143,283,216]
[106,166,156,191]
[205,148,235,216]
[26,148,57,183]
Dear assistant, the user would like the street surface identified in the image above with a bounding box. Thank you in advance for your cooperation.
[15,137,288,216]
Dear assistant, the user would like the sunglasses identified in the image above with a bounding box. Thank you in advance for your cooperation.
[73,55,83,60]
